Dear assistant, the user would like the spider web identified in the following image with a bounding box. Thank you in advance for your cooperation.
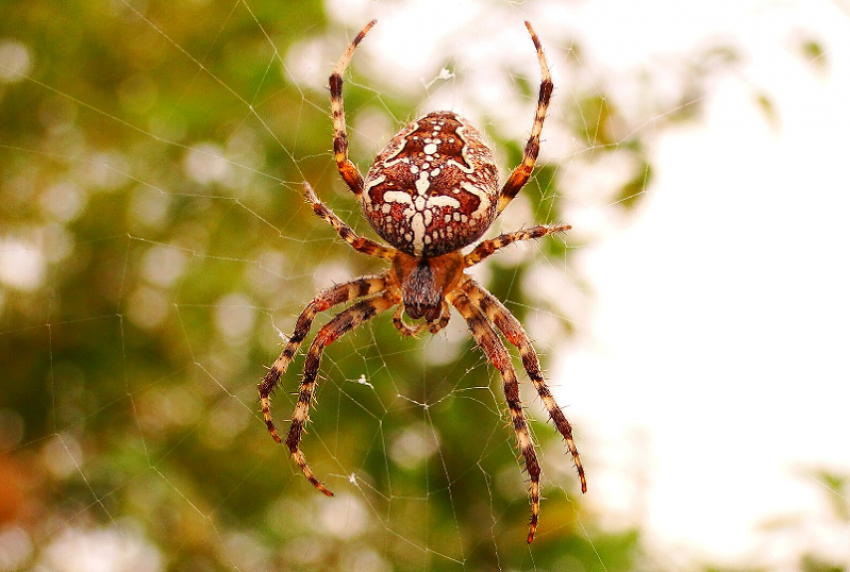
[2,1,847,571]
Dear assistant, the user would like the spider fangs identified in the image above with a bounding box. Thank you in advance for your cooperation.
[258,20,586,543]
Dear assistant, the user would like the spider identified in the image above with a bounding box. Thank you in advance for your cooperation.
[258,20,586,543]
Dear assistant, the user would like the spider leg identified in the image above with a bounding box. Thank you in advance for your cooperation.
[450,292,543,544]
[287,290,398,496]
[427,301,451,335]
[498,21,552,215]
[464,224,571,268]
[392,305,427,337]
[462,279,587,495]
[258,274,389,443]
[329,19,377,197]
[303,182,394,259]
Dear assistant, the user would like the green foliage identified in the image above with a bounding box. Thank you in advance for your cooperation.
[575,94,619,149]
[812,470,850,522]
[615,160,653,211]
[755,92,779,127]
[800,38,828,71]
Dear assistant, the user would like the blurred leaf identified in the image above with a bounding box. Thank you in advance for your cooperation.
[755,91,780,127]
[614,160,652,211]
[575,93,619,149]
[802,554,845,572]
[800,38,828,71]
[813,469,850,521]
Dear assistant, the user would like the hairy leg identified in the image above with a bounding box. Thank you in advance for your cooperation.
[287,291,397,495]
[303,182,394,259]
[464,224,571,268]
[498,21,553,214]
[462,280,586,494]
[258,274,388,442]
[451,292,543,543]
[329,20,377,197]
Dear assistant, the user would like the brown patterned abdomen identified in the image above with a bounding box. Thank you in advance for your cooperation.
[362,111,499,257]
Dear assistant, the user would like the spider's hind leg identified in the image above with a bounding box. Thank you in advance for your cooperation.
[287,291,397,495]
[463,279,586,494]
[450,292,543,544]
[258,274,388,443]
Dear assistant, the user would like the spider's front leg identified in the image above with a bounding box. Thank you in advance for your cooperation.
[287,291,398,495]
[329,20,377,197]
[258,274,388,442]
[463,280,587,494]
[498,21,553,214]
[450,292,544,544]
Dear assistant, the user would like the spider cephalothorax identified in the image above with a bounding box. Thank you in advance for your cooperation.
[258,20,585,543]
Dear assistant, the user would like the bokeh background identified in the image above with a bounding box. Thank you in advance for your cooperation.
[2,0,849,571]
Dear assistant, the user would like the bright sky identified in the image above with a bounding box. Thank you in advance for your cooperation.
[561,0,850,566]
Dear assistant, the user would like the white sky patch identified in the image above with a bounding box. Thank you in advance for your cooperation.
[0,525,31,571]
[390,421,440,470]
[561,0,850,565]
[41,524,162,572]
[130,187,171,228]
[316,492,370,540]
[82,151,131,192]
[215,293,257,342]
[0,238,46,291]
[40,182,87,223]
[183,143,231,186]
[126,286,169,330]
[140,245,188,288]
[0,40,32,83]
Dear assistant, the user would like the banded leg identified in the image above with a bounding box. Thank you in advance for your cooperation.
[450,292,542,544]
[498,21,553,214]
[463,280,586,494]
[287,291,397,496]
[464,224,571,268]
[392,305,427,337]
[258,274,388,442]
[329,19,377,197]
[303,182,394,259]
[427,301,452,335]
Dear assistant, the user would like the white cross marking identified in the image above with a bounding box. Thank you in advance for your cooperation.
[382,170,460,254]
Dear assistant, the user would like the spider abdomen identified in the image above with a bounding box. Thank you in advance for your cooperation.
[362,111,499,257]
